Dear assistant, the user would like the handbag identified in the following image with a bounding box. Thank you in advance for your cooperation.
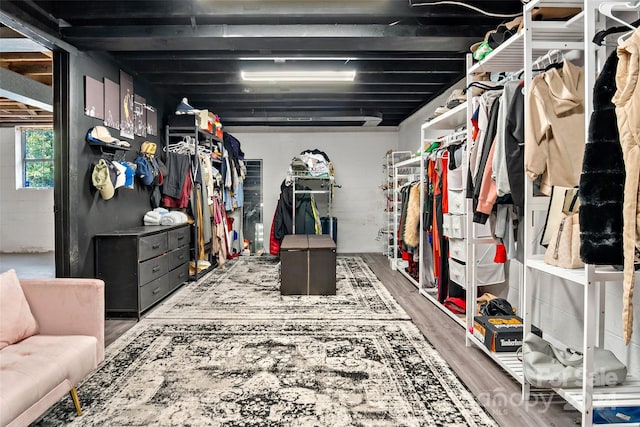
[544,190,583,269]
[540,186,579,247]
[522,333,627,388]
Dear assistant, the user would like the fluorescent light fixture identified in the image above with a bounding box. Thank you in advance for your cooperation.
[240,70,356,82]
[238,57,357,61]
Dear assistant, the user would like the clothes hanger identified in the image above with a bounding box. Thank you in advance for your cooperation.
[592,17,640,45]
[599,1,640,31]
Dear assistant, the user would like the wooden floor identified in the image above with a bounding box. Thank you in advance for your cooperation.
[362,253,580,427]
[105,253,582,427]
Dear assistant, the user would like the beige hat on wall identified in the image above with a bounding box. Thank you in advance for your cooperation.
[92,159,115,200]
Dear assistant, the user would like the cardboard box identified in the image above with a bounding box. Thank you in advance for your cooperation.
[473,316,542,352]
[196,109,209,131]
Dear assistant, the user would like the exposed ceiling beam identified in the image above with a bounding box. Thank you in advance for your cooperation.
[0,52,51,61]
[166,85,438,95]
[0,1,78,53]
[0,66,52,111]
[144,73,460,85]
[0,37,48,52]
[60,24,480,51]
[123,59,464,73]
[43,0,520,20]
[115,51,467,61]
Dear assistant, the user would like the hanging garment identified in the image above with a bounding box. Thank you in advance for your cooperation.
[474,137,498,224]
[163,152,190,200]
[525,60,585,194]
[612,28,640,345]
[579,51,625,265]
[404,183,422,248]
[505,82,526,216]
[162,163,192,209]
[472,98,501,216]
[469,91,502,183]
[493,80,522,197]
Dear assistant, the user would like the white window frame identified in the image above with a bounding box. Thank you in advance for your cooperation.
[15,126,54,190]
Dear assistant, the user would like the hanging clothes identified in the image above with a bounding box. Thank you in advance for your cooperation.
[579,51,625,266]
[493,80,522,197]
[403,183,422,248]
[612,28,640,345]
[525,60,585,194]
[504,81,526,217]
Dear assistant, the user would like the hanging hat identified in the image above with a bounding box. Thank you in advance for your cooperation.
[91,159,115,200]
[140,141,157,155]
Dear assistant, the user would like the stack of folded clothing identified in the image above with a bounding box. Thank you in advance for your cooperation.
[143,207,169,225]
[159,211,189,225]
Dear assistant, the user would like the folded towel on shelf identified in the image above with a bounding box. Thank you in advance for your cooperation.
[160,211,189,226]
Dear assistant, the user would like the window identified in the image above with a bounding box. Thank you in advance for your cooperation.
[19,127,54,188]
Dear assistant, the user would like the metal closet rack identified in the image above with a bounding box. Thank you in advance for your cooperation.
[290,174,335,239]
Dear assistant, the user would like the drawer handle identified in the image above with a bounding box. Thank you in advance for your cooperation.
[152,266,161,273]
[178,272,186,279]
[177,236,185,241]
[152,244,161,249]
[152,287,161,295]
[178,254,185,260]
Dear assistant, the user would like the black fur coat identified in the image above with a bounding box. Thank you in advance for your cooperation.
[579,51,625,264]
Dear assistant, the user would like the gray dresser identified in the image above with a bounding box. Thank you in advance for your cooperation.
[95,224,190,318]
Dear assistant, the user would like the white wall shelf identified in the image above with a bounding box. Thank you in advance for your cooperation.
[468,32,525,74]
[555,376,640,412]
[394,156,422,168]
[467,334,525,384]
[526,257,624,285]
[421,103,467,132]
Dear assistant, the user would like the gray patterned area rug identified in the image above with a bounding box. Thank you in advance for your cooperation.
[148,256,410,320]
[34,255,496,426]
[35,319,495,427]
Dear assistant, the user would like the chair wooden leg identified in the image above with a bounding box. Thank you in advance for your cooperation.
[69,387,82,416]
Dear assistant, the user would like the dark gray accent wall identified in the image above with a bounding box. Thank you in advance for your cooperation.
[55,50,166,278]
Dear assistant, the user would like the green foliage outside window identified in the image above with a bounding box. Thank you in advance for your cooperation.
[22,128,54,188]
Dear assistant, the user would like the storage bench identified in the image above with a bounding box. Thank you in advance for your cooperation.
[280,234,336,295]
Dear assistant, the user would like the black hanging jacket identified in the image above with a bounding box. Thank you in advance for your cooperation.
[579,51,625,265]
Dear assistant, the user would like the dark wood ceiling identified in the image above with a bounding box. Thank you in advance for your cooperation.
[0,26,52,126]
[0,0,522,127]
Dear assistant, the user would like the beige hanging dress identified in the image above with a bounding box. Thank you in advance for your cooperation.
[612,28,640,345]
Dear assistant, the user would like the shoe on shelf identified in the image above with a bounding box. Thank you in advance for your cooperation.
[445,89,467,109]
[175,97,201,115]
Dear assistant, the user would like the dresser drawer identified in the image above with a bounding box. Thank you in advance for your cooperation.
[168,226,190,248]
[139,233,168,261]
[168,263,189,290]
[449,258,466,289]
[448,188,465,215]
[448,237,467,262]
[139,254,168,285]
[168,245,189,271]
[139,274,169,312]
[443,213,465,239]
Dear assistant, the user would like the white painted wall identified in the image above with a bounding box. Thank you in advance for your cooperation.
[0,127,54,252]
[226,127,399,253]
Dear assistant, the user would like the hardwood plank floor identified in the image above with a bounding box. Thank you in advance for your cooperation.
[105,253,582,426]
[362,253,581,427]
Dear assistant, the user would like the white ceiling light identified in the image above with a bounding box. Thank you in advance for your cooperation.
[240,70,356,82]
